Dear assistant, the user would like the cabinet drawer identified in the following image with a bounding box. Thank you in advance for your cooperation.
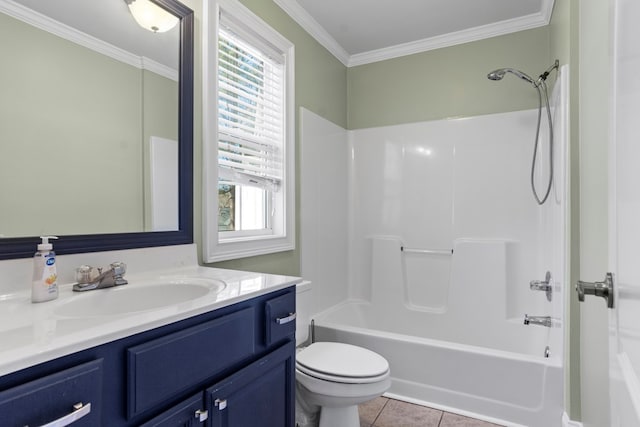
[127,307,255,418]
[264,291,296,346]
[0,359,103,427]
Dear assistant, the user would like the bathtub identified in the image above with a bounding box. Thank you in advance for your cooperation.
[310,237,564,427]
[299,72,569,426]
[313,300,563,427]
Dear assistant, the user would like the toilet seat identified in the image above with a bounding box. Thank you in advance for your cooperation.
[296,342,390,384]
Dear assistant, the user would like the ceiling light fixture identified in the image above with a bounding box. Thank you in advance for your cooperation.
[125,0,179,33]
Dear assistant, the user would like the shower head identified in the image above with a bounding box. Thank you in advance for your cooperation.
[487,68,536,86]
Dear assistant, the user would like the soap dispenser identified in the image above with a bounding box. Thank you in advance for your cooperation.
[31,236,59,303]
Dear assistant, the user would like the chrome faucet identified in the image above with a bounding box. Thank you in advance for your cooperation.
[523,314,552,328]
[530,271,553,301]
[73,262,128,292]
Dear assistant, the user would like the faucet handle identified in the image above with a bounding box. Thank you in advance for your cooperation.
[110,262,127,277]
[75,265,100,284]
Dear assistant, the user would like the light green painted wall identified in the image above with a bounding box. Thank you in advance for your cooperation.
[549,0,582,420]
[0,13,143,237]
[347,27,550,129]
[577,0,611,426]
[0,13,178,239]
[183,0,348,276]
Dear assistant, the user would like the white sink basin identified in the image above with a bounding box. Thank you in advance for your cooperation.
[54,278,226,317]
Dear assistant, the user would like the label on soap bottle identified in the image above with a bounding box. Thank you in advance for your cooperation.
[42,254,57,293]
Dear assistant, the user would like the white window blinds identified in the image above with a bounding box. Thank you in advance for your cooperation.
[217,26,285,192]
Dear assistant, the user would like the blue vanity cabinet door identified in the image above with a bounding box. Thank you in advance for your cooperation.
[139,392,206,427]
[127,307,256,418]
[205,341,295,427]
[0,359,102,427]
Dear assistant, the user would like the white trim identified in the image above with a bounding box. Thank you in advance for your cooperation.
[562,412,584,427]
[384,392,527,427]
[348,12,550,67]
[203,0,296,263]
[272,0,350,66]
[273,0,555,67]
[141,57,179,81]
[0,0,178,81]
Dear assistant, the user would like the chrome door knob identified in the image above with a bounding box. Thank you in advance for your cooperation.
[576,272,614,308]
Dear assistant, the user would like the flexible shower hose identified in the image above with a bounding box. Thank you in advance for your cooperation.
[531,79,554,205]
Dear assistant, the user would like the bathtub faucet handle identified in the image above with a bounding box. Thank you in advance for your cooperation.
[529,271,553,301]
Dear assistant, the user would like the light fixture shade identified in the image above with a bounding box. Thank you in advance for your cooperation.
[126,0,179,33]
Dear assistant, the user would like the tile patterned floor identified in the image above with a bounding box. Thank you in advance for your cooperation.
[359,397,504,427]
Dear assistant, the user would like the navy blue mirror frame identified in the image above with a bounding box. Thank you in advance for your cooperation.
[0,0,194,260]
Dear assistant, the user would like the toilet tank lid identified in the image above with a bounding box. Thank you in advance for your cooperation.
[297,342,389,378]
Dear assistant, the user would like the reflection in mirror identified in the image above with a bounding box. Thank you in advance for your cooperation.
[0,0,194,259]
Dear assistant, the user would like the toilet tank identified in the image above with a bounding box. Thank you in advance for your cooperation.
[296,281,313,346]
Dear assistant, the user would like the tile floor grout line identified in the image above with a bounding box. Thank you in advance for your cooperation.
[371,397,390,426]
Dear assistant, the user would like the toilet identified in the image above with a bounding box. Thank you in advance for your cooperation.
[295,283,391,427]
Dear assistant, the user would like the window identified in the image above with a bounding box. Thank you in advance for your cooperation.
[203,0,295,262]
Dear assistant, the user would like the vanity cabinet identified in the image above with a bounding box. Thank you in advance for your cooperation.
[206,341,295,427]
[0,286,296,427]
[139,393,205,427]
[0,359,103,426]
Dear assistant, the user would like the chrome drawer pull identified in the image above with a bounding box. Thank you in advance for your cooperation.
[37,402,91,427]
[214,399,227,411]
[195,409,208,421]
[275,312,296,325]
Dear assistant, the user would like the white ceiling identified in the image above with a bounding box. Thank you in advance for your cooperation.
[274,0,555,67]
[1,0,179,71]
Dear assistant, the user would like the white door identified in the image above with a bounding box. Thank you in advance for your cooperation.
[608,0,640,425]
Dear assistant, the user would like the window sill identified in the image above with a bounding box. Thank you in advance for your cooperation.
[204,235,295,263]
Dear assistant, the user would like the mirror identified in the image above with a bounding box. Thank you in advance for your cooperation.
[0,0,193,259]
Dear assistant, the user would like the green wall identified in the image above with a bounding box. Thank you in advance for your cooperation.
[0,13,176,238]
[184,0,348,275]
[548,0,582,420]
[347,27,549,129]
[576,0,611,425]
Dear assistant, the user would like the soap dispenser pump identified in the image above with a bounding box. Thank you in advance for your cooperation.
[31,236,59,303]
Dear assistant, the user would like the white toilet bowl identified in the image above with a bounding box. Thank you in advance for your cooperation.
[295,341,391,427]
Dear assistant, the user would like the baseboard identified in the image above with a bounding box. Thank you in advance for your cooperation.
[563,412,584,427]
[383,392,525,427]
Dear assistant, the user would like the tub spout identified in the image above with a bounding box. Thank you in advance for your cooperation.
[523,314,552,327]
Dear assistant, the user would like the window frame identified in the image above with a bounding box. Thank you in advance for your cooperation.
[203,0,295,263]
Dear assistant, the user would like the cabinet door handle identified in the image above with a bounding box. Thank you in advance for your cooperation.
[195,409,209,422]
[37,402,91,427]
[276,312,296,325]
[214,398,227,411]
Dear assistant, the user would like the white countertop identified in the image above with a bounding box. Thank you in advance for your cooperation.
[0,245,301,377]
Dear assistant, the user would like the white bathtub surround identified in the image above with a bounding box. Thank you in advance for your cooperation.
[299,66,569,427]
[299,108,350,315]
[562,412,584,427]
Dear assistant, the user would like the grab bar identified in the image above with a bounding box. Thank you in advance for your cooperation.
[400,247,453,255]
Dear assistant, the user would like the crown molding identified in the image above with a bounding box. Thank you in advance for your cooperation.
[0,0,178,80]
[273,0,555,68]
[348,11,551,67]
[273,0,350,66]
